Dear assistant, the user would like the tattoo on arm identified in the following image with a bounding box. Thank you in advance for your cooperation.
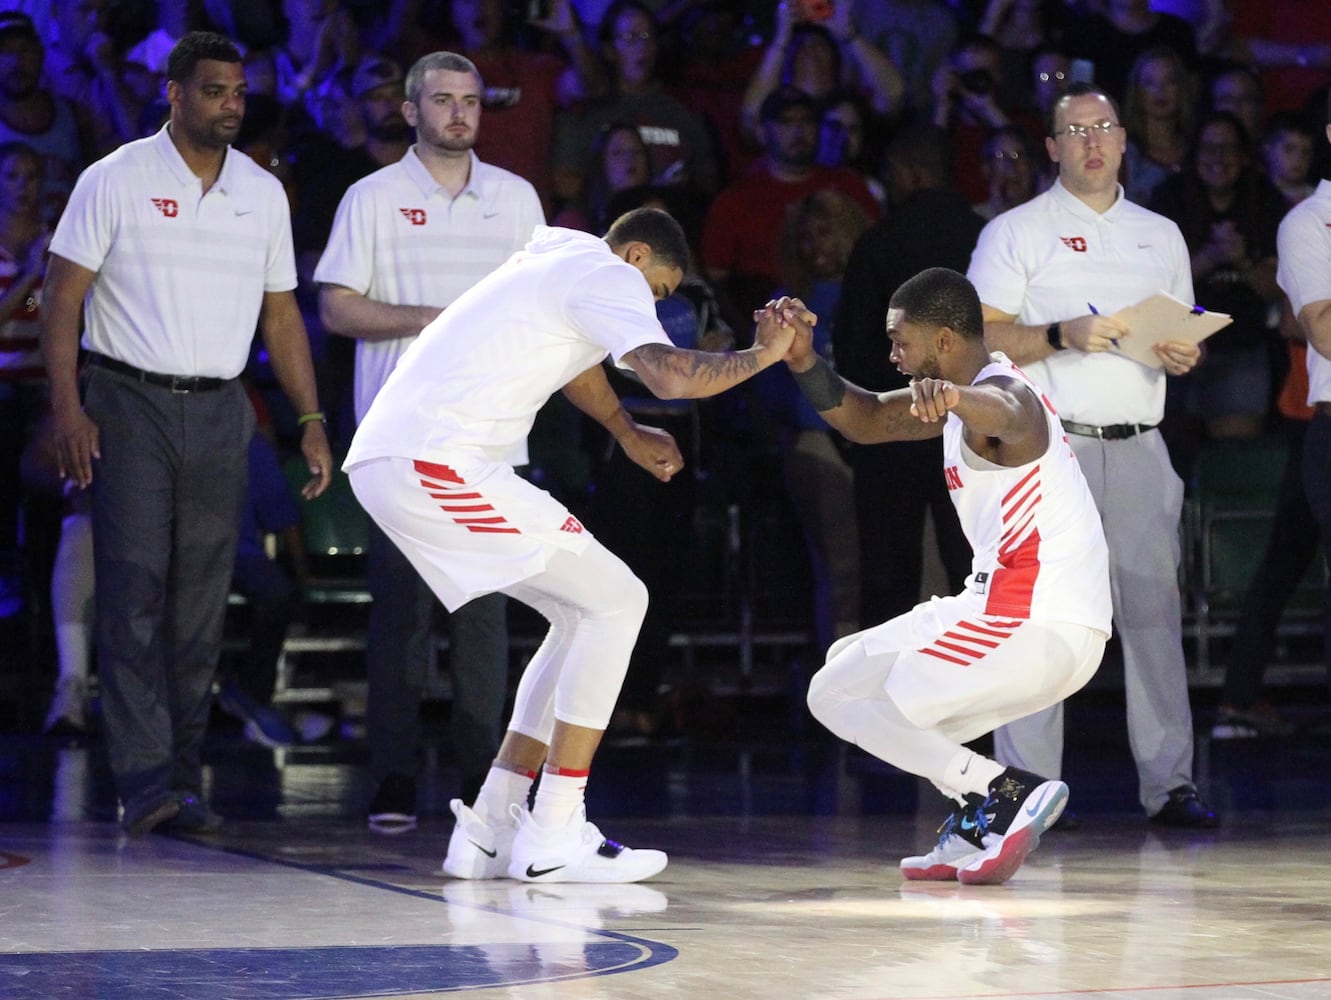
[792,356,846,411]
[632,342,762,385]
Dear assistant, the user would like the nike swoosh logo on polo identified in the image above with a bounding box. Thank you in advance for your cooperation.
[1024,786,1054,817]
[469,841,497,858]
[1137,243,1152,248]
[526,863,565,878]
[236,208,254,216]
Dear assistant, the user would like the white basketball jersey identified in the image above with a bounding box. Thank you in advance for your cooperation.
[942,354,1112,634]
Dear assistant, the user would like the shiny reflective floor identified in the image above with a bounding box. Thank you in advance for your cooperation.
[4,677,1331,1000]
[6,808,1331,1000]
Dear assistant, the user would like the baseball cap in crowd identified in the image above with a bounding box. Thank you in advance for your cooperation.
[0,10,40,42]
[759,86,819,124]
[351,54,404,99]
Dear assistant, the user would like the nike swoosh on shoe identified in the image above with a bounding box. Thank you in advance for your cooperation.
[525,864,565,879]
[1024,787,1053,817]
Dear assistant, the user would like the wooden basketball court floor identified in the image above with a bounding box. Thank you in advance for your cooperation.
[3,730,1331,1000]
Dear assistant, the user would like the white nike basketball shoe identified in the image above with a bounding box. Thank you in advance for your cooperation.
[507,804,668,883]
[442,799,518,879]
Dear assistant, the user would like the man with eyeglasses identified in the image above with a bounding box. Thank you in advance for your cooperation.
[967,81,1219,829]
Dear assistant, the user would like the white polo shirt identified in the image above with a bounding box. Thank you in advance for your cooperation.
[49,124,297,379]
[345,226,672,469]
[314,148,545,428]
[1277,179,1331,406]
[968,179,1194,426]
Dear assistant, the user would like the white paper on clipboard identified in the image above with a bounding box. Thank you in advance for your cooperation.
[1107,291,1232,369]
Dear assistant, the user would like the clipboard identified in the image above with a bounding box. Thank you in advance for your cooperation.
[1107,291,1232,369]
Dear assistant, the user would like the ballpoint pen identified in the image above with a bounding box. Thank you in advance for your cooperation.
[1088,302,1119,348]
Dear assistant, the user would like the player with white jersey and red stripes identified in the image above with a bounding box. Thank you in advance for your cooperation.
[778,266,1111,884]
[346,207,800,883]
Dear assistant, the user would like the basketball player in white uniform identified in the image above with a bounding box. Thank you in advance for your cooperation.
[777,267,1111,884]
[346,208,800,883]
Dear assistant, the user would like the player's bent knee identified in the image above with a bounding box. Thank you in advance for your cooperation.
[598,567,649,628]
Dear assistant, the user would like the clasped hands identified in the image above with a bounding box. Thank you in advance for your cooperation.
[753,297,960,424]
[753,296,816,363]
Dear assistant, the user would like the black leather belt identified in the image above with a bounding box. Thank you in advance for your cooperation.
[88,353,231,393]
[1061,419,1158,440]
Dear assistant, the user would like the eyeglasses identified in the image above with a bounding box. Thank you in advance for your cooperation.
[1037,70,1066,84]
[1053,121,1122,141]
[615,30,655,44]
[991,150,1023,160]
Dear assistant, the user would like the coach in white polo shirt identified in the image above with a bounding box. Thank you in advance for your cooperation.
[40,32,331,836]
[315,51,545,832]
[1277,95,1331,661]
[968,81,1218,828]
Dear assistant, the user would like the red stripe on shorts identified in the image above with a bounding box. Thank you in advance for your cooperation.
[412,459,522,535]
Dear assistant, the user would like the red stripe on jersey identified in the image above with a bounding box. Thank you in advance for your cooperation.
[985,467,1044,617]
[1001,466,1039,506]
[985,566,1040,617]
[466,525,521,534]
[440,503,496,513]
[1004,481,1040,525]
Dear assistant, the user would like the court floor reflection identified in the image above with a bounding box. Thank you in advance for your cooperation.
[3,810,1331,999]
[3,687,1331,998]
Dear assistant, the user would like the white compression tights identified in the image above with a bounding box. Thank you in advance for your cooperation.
[807,642,1003,800]
[503,540,649,743]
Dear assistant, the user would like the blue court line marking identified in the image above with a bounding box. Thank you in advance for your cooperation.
[183,833,683,977]
[0,831,678,999]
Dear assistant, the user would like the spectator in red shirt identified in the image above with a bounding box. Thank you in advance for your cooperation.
[701,86,880,331]
[448,0,606,215]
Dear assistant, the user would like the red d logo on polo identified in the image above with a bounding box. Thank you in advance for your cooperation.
[151,197,178,217]
[399,208,427,226]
